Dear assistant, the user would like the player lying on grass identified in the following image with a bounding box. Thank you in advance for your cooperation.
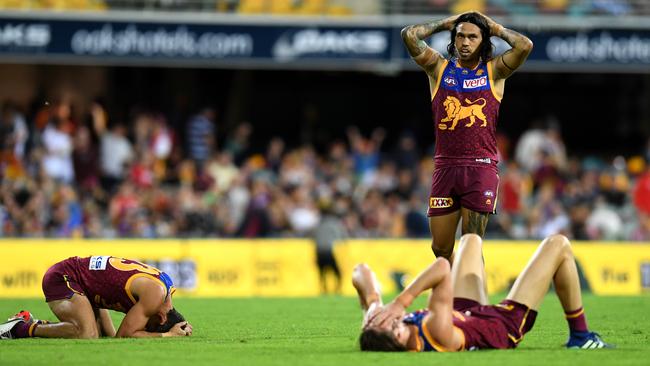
[0,256,192,339]
[353,234,611,351]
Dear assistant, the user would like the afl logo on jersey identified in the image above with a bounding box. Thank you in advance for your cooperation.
[444,76,457,87]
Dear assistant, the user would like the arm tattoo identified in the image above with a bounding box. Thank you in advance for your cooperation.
[495,27,533,76]
[401,20,447,58]
[463,211,489,237]
[499,28,530,51]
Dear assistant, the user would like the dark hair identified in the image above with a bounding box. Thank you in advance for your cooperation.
[145,308,185,333]
[359,328,407,352]
[447,12,495,62]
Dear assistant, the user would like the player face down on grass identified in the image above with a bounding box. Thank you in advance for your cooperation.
[0,256,192,339]
[354,234,611,352]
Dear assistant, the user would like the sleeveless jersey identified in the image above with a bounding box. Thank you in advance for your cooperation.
[430,59,501,170]
[59,256,174,313]
[403,307,512,351]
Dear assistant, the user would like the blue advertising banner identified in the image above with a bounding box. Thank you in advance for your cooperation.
[0,16,393,67]
[0,14,648,72]
[398,28,650,71]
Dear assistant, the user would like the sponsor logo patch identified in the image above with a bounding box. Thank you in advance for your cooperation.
[475,158,491,164]
[484,190,494,197]
[89,256,110,271]
[430,197,454,208]
[463,76,488,89]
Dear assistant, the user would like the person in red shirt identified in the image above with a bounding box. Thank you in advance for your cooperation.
[354,234,610,351]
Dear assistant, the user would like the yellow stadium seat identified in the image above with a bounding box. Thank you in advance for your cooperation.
[296,0,327,15]
[269,0,294,14]
[0,0,30,9]
[327,5,352,16]
[451,0,486,14]
[238,0,266,14]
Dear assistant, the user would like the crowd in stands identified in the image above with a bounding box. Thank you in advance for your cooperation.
[1,96,649,242]
[0,0,645,16]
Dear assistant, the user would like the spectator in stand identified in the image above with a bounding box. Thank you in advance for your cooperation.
[206,151,239,194]
[42,114,75,184]
[265,137,285,174]
[347,126,385,183]
[50,184,83,238]
[72,125,100,195]
[0,102,28,160]
[186,107,216,167]
[223,122,252,166]
[392,131,419,172]
[100,122,134,193]
[633,162,650,216]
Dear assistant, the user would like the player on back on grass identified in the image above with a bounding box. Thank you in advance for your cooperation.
[353,234,611,351]
[402,11,532,261]
[0,256,192,339]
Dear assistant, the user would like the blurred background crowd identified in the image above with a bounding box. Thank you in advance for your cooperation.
[0,0,646,16]
[1,96,649,241]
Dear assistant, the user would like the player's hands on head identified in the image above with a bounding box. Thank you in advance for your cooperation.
[367,300,406,329]
[166,321,193,337]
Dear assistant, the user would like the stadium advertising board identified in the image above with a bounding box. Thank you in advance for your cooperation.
[333,240,650,296]
[0,14,648,71]
[0,239,320,298]
[0,16,392,67]
[1,239,649,297]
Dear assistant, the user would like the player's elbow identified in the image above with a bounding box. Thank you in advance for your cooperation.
[400,26,415,43]
[521,37,534,54]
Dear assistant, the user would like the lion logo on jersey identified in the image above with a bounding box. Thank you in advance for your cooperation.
[439,96,488,131]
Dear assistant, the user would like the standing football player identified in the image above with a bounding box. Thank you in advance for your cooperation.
[401,12,532,260]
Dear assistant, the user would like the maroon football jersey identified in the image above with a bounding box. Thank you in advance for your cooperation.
[58,256,170,313]
[430,59,501,170]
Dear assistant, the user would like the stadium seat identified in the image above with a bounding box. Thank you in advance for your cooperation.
[269,0,294,14]
[452,0,486,13]
[238,0,266,14]
[296,0,327,15]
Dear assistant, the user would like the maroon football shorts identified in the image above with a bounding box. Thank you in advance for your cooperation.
[454,297,538,348]
[42,260,85,302]
[427,166,499,217]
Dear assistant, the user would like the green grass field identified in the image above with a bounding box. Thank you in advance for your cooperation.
[1,294,649,366]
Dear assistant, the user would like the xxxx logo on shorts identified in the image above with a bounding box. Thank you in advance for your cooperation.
[430,197,454,208]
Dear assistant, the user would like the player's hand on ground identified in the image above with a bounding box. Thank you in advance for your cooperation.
[367,301,405,329]
[166,321,192,337]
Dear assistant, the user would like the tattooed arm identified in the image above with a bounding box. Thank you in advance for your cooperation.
[400,14,459,74]
[479,12,533,79]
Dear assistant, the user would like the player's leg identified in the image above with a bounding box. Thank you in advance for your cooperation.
[450,233,489,305]
[506,234,610,349]
[428,167,461,260]
[428,211,461,260]
[2,294,99,339]
[506,234,579,310]
[352,263,383,326]
[460,208,489,237]
[33,295,99,338]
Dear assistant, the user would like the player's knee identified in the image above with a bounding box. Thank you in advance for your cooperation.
[458,233,482,252]
[72,322,98,339]
[542,234,572,255]
[353,263,371,274]
[78,327,99,339]
[431,241,453,260]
